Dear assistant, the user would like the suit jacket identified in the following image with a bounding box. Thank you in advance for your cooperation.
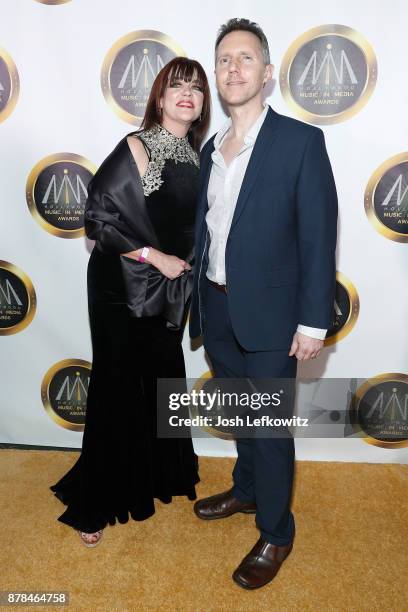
[84,134,193,329]
[189,107,338,351]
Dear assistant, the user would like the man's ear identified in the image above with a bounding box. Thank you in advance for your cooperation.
[264,64,274,85]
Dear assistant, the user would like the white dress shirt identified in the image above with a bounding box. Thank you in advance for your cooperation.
[205,105,327,341]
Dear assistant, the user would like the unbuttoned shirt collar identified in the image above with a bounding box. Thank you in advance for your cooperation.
[211,103,269,166]
[205,104,269,288]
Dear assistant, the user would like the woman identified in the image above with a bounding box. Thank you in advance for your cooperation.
[50,57,211,546]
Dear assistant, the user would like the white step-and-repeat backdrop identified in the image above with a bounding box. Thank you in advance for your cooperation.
[1,0,407,463]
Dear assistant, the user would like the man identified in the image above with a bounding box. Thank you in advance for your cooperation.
[189,18,338,589]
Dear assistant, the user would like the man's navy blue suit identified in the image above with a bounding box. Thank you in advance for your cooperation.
[190,106,338,546]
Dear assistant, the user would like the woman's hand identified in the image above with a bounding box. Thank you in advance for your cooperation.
[150,250,192,280]
[122,247,191,280]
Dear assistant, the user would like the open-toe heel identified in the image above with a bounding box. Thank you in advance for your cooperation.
[77,530,103,548]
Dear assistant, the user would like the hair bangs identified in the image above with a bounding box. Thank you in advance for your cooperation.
[167,60,205,89]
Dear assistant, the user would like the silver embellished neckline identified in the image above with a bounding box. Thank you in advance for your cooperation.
[136,123,199,197]
[156,123,189,143]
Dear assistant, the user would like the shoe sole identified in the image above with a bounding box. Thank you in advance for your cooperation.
[232,575,270,590]
[82,541,102,548]
[233,577,265,590]
[194,508,256,520]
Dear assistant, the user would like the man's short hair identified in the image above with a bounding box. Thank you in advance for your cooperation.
[215,17,271,65]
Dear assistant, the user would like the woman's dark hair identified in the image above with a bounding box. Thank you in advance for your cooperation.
[140,57,211,152]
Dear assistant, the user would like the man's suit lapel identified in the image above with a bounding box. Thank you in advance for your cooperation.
[196,138,215,245]
[196,108,280,240]
[230,107,280,231]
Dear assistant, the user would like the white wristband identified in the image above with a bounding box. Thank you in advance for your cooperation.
[138,246,150,263]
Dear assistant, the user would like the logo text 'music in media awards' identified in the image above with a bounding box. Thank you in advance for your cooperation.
[101,30,185,124]
[280,24,377,124]
[26,154,96,238]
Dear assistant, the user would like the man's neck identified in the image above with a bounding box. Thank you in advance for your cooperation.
[226,99,266,141]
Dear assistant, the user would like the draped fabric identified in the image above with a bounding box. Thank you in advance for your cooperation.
[85,133,194,329]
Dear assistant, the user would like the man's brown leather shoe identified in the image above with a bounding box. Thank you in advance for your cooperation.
[232,537,293,589]
[193,488,256,520]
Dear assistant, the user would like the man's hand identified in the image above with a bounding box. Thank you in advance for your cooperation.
[289,332,324,360]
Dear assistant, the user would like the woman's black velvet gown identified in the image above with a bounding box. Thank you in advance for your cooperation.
[50,126,200,533]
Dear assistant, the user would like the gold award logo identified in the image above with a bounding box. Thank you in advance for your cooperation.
[365,152,408,242]
[0,46,19,124]
[190,371,234,440]
[280,24,377,124]
[26,153,96,238]
[325,272,359,345]
[352,374,408,449]
[42,359,91,431]
[101,30,185,125]
[0,261,36,335]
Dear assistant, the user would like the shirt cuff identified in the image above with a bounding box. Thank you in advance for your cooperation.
[297,324,327,340]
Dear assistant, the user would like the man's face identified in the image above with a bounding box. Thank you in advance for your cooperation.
[215,30,273,107]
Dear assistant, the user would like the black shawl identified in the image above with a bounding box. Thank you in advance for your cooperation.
[84,134,194,329]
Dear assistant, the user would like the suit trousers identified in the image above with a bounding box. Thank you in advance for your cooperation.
[203,281,297,546]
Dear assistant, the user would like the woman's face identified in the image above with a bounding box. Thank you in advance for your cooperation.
[160,72,204,127]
